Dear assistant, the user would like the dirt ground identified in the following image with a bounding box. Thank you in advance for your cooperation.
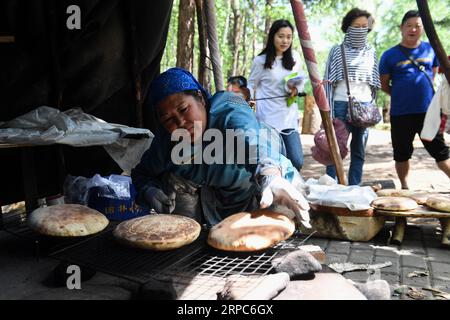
[300,128,450,192]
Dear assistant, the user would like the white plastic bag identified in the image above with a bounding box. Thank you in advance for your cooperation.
[306,177,377,211]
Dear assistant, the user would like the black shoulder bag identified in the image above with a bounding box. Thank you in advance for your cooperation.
[340,44,382,128]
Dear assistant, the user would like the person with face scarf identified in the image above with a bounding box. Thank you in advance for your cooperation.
[323,8,381,185]
[131,67,311,228]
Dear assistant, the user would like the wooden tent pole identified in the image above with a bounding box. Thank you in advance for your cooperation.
[290,0,347,185]
[417,0,450,85]
[204,0,224,91]
[195,0,209,89]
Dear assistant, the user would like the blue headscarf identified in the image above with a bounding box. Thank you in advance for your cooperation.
[149,67,211,108]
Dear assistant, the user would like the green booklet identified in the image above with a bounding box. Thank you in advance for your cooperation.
[284,72,305,107]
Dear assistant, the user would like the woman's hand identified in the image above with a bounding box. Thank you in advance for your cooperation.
[259,175,311,228]
[248,100,256,111]
[144,187,176,214]
[289,87,298,98]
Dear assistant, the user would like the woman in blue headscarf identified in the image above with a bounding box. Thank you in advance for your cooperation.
[131,67,310,227]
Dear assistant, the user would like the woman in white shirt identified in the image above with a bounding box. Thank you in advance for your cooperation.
[248,19,306,172]
[323,8,380,185]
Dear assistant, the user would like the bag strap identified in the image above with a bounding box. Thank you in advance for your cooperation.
[340,43,356,124]
[340,43,352,99]
[397,44,435,94]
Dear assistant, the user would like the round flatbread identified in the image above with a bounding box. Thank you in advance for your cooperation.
[408,192,442,205]
[113,214,201,251]
[371,197,418,212]
[376,189,415,197]
[28,204,109,237]
[426,195,450,213]
[207,210,295,252]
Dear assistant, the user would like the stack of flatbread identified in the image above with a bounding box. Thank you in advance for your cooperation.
[371,197,418,212]
[113,214,201,251]
[28,204,109,237]
[375,189,450,212]
[408,192,442,205]
[376,189,415,198]
[207,210,295,252]
[426,195,450,213]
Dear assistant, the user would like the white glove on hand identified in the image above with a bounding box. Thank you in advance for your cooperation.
[259,175,312,228]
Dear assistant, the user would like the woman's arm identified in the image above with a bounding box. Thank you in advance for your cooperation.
[371,51,381,100]
[323,46,338,109]
[216,95,310,226]
[217,95,295,180]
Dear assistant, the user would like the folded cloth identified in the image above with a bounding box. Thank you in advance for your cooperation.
[217,272,290,300]
[271,250,322,279]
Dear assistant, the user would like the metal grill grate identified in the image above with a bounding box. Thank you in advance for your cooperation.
[153,233,310,299]
[1,210,114,256]
[50,228,310,299]
[50,229,209,284]
[2,210,34,239]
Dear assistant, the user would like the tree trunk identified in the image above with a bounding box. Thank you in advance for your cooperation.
[195,0,210,89]
[231,0,242,76]
[251,0,258,60]
[240,13,248,76]
[222,0,231,46]
[176,0,195,72]
[264,0,274,45]
[417,0,450,85]
[204,0,224,91]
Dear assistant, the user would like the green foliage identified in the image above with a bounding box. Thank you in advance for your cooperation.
[162,0,450,107]
[162,0,179,71]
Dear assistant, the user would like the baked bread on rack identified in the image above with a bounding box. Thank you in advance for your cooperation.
[113,214,201,251]
[207,210,295,252]
[371,197,418,212]
[426,195,450,213]
[28,204,109,237]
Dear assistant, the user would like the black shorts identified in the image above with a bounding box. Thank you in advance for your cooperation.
[391,113,449,162]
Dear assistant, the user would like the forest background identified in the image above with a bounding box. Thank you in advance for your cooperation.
[161,0,450,113]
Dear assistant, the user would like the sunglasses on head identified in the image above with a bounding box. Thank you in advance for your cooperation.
[227,76,247,88]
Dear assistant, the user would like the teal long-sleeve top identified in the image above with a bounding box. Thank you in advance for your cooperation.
[131,91,296,224]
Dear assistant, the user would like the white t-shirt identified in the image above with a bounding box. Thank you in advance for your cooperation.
[334,80,372,103]
[247,51,305,131]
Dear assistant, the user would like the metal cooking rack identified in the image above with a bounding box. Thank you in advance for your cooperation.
[50,228,310,299]
[1,209,115,256]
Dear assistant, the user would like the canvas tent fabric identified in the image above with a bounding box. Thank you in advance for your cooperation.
[0,0,173,205]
